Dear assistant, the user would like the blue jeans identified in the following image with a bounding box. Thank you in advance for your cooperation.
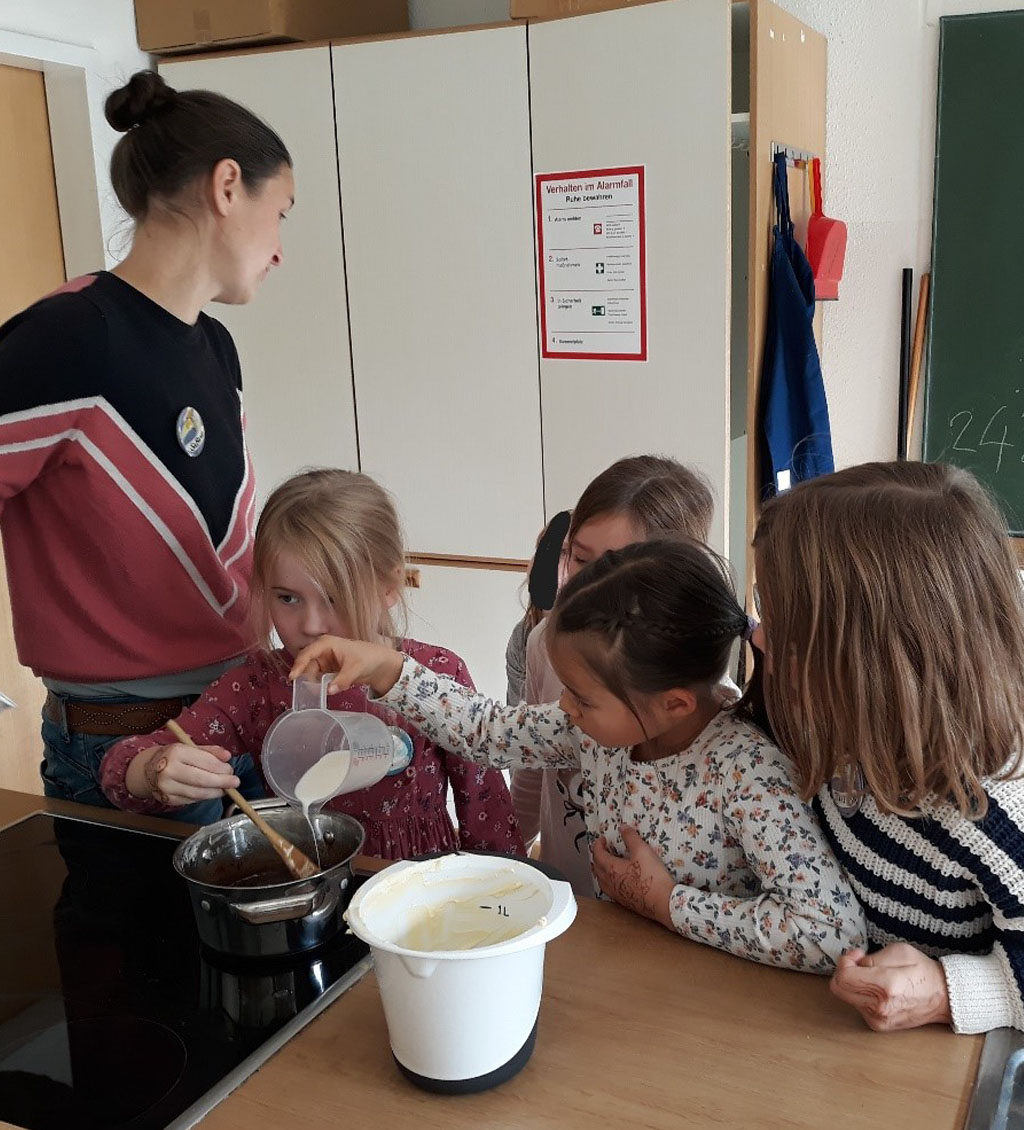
[40,697,267,826]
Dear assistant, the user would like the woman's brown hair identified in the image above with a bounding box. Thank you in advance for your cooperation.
[252,469,407,650]
[753,461,1024,817]
[566,455,714,553]
[105,70,291,221]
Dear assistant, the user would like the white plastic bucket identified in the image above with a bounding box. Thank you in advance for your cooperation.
[345,854,576,1092]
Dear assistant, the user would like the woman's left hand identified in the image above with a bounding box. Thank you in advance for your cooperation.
[592,825,675,929]
[829,943,952,1030]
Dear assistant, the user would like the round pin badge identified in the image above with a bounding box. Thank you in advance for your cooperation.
[176,406,205,458]
[831,763,867,819]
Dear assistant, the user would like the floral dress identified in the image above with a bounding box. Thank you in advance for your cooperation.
[377,657,867,973]
[100,642,524,859]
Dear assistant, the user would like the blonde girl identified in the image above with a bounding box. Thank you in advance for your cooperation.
[751,460,1024,1033]
[100,469,524,858]
[293,538,865,973]
[514,454,715,894]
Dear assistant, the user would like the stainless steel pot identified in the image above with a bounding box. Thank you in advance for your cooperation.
[173,801,365,959]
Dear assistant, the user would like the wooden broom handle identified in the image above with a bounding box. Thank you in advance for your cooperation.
[907,273,931,450]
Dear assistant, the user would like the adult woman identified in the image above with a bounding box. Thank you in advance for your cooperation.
[0,70,293,819]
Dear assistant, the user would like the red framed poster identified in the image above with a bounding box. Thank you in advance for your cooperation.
[536,165,647,361]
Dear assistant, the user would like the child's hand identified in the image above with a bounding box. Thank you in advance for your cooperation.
[289,635,404,697]
[592,825,675,930]
[129,743,239,806]
[829,943,952,1030]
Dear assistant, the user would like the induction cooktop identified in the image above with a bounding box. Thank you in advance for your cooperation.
[0,812,370,1130]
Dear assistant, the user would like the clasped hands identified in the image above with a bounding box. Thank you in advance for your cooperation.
[593,826,951,1032]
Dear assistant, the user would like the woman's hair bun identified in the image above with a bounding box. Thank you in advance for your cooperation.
[105,70,177,133]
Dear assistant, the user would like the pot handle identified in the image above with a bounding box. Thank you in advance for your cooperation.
[230,880,344,926]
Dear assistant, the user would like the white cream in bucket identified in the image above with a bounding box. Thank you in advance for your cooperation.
[345,855,576,1092]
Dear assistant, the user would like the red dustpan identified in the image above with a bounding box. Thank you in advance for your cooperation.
[806,157,847,301]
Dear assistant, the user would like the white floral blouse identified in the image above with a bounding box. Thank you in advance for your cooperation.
[379,657,867,973]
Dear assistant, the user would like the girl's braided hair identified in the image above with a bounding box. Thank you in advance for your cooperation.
[550,537,745,725]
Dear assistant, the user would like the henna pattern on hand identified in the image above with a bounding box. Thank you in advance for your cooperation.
[613,858,656,918]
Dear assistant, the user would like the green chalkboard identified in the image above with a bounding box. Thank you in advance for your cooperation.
[924,11,1024,535]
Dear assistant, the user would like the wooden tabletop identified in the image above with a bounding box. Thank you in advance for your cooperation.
[0,790,981,1130]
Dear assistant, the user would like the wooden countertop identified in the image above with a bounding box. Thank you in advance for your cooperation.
[0,790,982,1130]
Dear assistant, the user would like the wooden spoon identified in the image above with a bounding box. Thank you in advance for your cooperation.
[166,719,319,880]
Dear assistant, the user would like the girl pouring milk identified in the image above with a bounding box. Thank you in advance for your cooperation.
[291,537,865,973]
[100,468,523,859]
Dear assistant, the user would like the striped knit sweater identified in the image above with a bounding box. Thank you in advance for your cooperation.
[815,779,1024,1033]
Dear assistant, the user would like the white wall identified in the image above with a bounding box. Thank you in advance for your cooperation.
[772,0,1024,465]
[0,0,148,267]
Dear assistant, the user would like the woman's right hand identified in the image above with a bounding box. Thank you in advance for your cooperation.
[128,742,239,806]
[289,635,404,696]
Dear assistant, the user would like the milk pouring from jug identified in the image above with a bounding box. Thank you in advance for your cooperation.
[262,674,414,817]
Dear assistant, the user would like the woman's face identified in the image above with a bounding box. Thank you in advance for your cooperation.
[565,510,645,580]
[215,163,294,305]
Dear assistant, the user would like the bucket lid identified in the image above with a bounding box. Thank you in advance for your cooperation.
[345,855,576,959]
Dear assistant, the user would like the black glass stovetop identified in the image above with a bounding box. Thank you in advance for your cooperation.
[0,813,370,1130]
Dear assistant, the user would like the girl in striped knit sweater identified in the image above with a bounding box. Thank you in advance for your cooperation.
[750,461,1024,1034]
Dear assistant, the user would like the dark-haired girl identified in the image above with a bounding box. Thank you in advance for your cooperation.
[0,70,292,816]
[291,539,865,973]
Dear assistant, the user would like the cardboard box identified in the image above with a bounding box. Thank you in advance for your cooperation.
[510,0,663,17]
[135,0,408,55]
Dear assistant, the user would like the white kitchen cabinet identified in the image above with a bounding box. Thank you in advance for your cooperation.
[160,48,358,506]
[403,564,527,702]
[331,26,544,560]
[161,0,826,605]
[528,0,732,552]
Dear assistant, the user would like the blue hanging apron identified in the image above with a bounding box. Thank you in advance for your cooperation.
[759,150,834,496]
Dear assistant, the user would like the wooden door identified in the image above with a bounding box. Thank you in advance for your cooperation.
[0,64,66,793]
[529,0,732,554]
[332,25,545,560]
[744,0,826,577]
[160,48,359,506]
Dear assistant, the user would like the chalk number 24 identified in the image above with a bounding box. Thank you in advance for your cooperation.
[949,406,1018,473]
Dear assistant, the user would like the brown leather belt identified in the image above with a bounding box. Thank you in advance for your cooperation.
[44,692,189,737]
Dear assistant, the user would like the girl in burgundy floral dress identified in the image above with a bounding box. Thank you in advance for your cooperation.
[100,469,524,859]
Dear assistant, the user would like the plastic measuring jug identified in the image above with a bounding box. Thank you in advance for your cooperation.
[262,675,414,816]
